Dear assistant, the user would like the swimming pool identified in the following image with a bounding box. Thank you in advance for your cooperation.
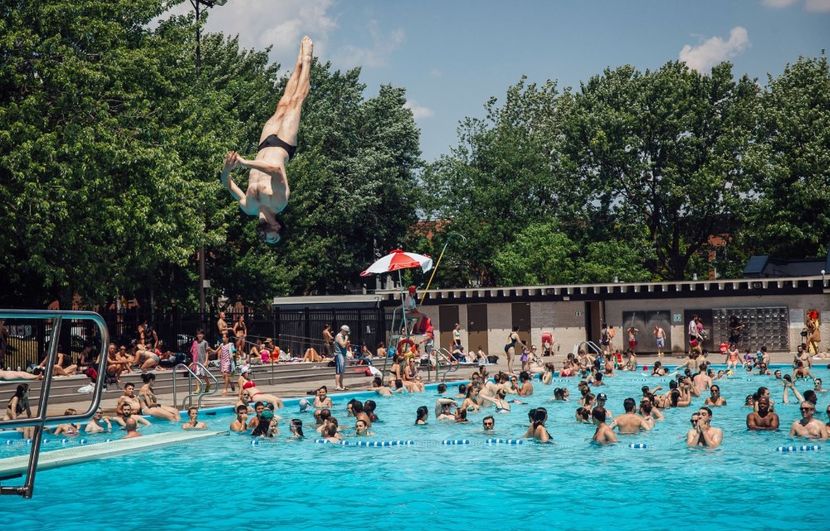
[2,366,828,530]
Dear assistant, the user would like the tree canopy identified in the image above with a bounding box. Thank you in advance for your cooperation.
[1,0,828,311]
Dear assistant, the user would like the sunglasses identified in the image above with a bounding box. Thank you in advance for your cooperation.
[483,422,494,426]
[800,407,815,412]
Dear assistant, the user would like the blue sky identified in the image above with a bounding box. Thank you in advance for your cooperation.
[172,0,830,161]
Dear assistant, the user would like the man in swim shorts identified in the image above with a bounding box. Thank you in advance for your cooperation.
[219,36,313,245]
[334,325,349,391]
[653,324,666,360]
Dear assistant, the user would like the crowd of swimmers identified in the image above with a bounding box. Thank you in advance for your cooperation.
[4,338,830,447]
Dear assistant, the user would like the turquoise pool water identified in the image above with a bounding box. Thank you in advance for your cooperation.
[1,366,829,530]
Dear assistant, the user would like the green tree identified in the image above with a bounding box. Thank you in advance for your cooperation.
[0,1,279,309]
[559,62,759,280]
[746,55,830,259]
[421,78,563,287]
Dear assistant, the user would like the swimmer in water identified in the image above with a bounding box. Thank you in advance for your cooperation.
[435,398,457,420]
[460,385,482,412]
[230,405,249,432]
[372,377,393,397]
[53,408,80,436]
[84,408,112,434]
[592,407,617,444]
[703,384,726,407]
[415,406,429,425]
[112,403,150,432]
[525,407,552,443]
[355,418,374,436]
[289,419,305,439]
[611,398,651,434]
[182,407,207,430]
[481,388,511,412]
[686,407,722,448]
[312,386,333,423]
[482,415,495,432]
[789,401,828,439]
[552,387,570,401]
[746,396,779,431]
[541,363,556,385]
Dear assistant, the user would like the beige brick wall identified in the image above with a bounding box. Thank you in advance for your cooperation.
[458,304,469,352]
[605,294,830,353]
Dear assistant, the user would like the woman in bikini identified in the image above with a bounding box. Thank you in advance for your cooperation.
[138,373,181,422]
[524,407,552,442]
[402,358,425,392]
[238,367,284,409]
[5,384,34,438]
[219,37,313,245]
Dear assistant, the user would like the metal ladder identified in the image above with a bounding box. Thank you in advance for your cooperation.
[573,340,603,356]
[435,347,460,382]
[171,362,218,409]
[0,310,109,498]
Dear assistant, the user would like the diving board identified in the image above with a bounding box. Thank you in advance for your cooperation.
[0,431,225,478]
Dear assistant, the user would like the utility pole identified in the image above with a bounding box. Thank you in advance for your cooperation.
[191,0,226,330]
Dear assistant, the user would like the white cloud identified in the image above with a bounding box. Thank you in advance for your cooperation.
[429,68,442,78]
[761,0,799,7]
[156,0,337,70]
[679,26,750,73]
[404,100,434,120]
[333,20,405,69]
[805,0,830,11]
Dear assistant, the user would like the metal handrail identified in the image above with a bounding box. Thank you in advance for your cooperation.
[171,362,218,409]
[435,347,459,382]
[194,363,219,408]
[0,310,109,498]
[573,341,603,356]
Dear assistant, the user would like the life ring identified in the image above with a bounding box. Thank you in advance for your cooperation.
[397,338,416,357]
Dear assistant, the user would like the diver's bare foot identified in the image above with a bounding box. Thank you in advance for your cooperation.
[301,35,313,62]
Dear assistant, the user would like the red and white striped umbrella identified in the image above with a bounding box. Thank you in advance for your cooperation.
[360,249,433,277]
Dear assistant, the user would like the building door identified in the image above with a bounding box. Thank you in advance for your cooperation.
[467,303,488,354]
[438,305,459,352]
[511,302,531,345]
[586,301,602,343]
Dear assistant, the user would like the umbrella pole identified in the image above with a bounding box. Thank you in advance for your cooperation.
[420,239,450,305]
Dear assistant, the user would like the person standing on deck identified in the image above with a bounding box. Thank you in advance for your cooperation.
[334,325,350,391]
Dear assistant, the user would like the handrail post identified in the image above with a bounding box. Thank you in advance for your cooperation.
[0,310,109,498]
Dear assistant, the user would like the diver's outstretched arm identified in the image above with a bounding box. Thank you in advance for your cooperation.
[220,151,247,207]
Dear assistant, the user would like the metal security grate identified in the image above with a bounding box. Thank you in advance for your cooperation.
[712,307,789,352]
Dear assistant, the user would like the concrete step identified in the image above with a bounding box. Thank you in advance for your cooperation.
[0,361,377,406]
